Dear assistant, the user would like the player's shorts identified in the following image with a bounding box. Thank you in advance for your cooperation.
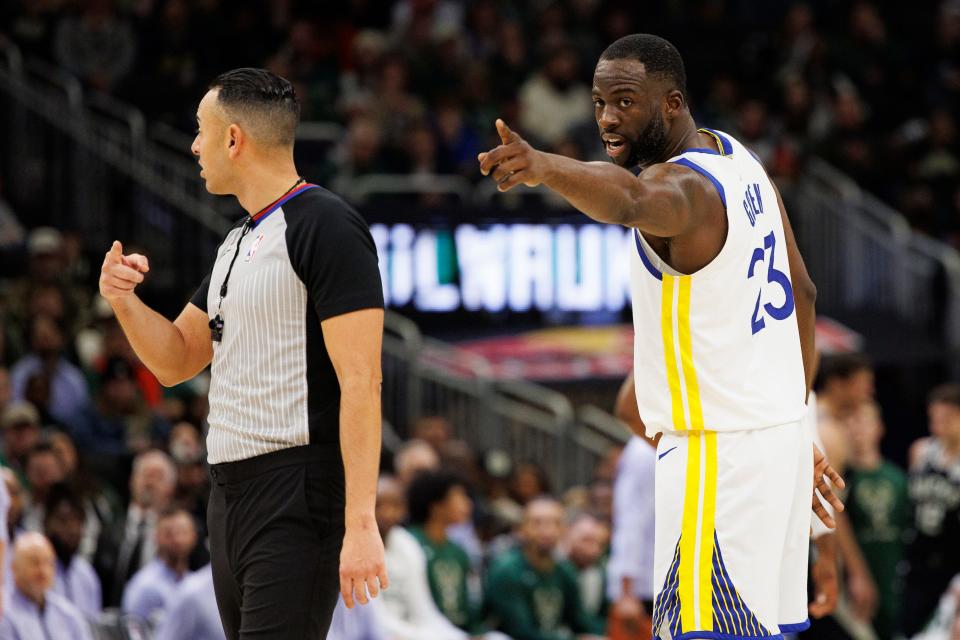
[651,419,812,640]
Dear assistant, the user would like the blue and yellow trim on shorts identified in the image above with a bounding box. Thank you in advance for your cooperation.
[653,274,781,640]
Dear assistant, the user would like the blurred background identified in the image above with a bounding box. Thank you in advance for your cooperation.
[0,0,959,639]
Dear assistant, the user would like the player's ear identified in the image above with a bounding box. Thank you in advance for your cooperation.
[664,89,686,121]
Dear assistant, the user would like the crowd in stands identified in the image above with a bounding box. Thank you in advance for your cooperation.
[0,222,958,640]
[0,185,958,638]
[2,0,960,244]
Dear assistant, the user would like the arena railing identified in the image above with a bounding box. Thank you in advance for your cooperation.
[790,159,960,359]
[382,311,631,490]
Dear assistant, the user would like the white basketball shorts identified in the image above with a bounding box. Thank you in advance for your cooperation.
[650,420,813,640]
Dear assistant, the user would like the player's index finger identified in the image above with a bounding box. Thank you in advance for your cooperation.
[495,118,515,143]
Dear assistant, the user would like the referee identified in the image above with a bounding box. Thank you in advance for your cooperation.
[98,68,387,638]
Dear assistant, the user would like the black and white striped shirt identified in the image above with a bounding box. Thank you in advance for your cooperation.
[191,183,383,464]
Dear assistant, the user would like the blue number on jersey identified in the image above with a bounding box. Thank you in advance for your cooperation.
[747,231,795,335]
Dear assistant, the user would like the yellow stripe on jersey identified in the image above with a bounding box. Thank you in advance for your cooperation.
[677,276,704,431]
[679,431,701,631]
[661,274,686,431]
[698,431,718,631]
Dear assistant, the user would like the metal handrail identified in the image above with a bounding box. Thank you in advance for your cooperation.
[23,57,82,109]
[297,121,345,143]
[85,91,147,142]
[337,174,473,203]
[0,41,23,74]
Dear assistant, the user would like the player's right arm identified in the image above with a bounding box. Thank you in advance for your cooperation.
[479,119,714,238]
[99,241,212,387]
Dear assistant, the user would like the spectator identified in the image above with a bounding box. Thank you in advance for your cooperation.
[10,314,92,434]
[44,482,102,618]
[561,514,609,633]
[154,564,225,640]
[21,441,65,532]
[0,401,41,485]
[902,383,960,636]
[48,430,119,561]
[52,0,136,93]
[84,356,170,455]
[407,471,478,632]
[0,466,9,608]
[169,421,208,526]
[3,468,25,542]
[412,414,453,454]
[376,475,466,640]
[485,496,605,640]
[0,366,11,415]
[510,461,551,507]
[815,352,876,471]
[97,449,176,606]
[845,401,911,640]
[518,43,593,148]
[121,507,198,627]
[0,532,93,640]
[326,594,386,640]
[394,438,440,487]
[607,436,655,637]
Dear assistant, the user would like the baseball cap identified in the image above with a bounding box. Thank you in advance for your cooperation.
[27,227,63,256]
[1,402,40,429]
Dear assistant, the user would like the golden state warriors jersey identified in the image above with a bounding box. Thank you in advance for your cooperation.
[630,129,806,436]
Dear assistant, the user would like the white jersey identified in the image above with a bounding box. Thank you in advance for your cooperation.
[631,128,806,436]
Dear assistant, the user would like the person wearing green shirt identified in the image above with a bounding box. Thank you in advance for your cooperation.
[845,401,910,640]
[406,471,480,633]
[485,496,606,640]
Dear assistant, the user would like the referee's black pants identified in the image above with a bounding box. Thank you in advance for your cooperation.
[208,444,344,639]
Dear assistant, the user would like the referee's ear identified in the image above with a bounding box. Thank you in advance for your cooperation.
[227,124,243,158]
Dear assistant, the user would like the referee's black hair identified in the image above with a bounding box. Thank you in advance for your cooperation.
[407,471,468,526]
[600,34,688,100]
[210,68,300,147]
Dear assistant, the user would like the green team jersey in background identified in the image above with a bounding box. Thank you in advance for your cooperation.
[485,546,605,640]
[407,525,478,631]
[846,460,911,640]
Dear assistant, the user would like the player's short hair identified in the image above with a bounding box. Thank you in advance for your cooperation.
[209,68,300,147]
[815,352,873,388]
[928,383,960,408]
[599,34,688,99]
[406,471,467,525]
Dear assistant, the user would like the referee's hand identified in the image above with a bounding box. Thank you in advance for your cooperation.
[339,523,388,608]
[99,241,150,302]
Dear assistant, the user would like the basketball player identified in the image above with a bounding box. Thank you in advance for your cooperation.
[479,35,844,640]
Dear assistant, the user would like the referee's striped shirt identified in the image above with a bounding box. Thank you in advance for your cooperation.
[190,183,383,464]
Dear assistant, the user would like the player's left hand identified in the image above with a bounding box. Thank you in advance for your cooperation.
[812,443,845,529]
[478,119,550,191]
[339,522,389,608]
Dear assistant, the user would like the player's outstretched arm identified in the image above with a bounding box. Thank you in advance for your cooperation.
[478,119,706,238]
[100,241,212,387]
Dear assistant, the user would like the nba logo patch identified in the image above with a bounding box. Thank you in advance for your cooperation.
[245,233,265,262]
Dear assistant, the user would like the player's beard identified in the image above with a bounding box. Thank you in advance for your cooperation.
[626,111,669,170]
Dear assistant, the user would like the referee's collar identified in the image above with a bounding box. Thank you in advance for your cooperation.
[249,182,318,227]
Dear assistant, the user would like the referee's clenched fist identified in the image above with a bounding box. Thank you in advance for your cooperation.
[99,241,149,301]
